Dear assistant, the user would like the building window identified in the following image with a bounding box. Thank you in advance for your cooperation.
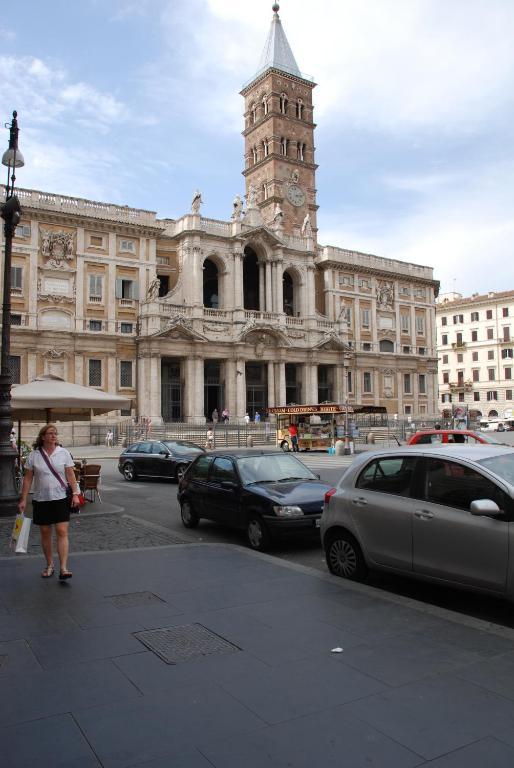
[280,93,288,114]
[10,314,22,326]
[88,359,102,387]
[403,345,410,354]
[442,354,448,364]
[505,368,512,380]
[419,374,426,394]
[418,347,426,355]
[456,332,463,345]
[457,353,463,363]
[442,334,448,345]
[503,307,509,317]
[296,99,303,119]
[11,265,22,291]
[441,316,447,326]
[120,361,133,388]
[404,373,412,393]
[262,96,268,115]
[472,351,479,361]
[502,348,513,359]
[89,235,104,248]
[342,307,352,327]
[472,369,479,382]
[88,274,103,302]
[415,315,425,335]
[453,314,464,324]
[251,103,257,123]
[363,371,372,393]
[359,278,370,289]
[442,393,452,403]
[347,370,352,393]
[280,137,288,156]
[488,368,495,381]
[488,350,495,360]
[457,371,464,385]
[486,391,498,401]
[503,327,511,342]
[471,330,478,342]
[252,146,258,164]
[507,389,513,400]
[486,309,493,319]
[15,224,31,238]
[262,139,269,157]
[470,311,479,322]
[474,392,480,401]
[89,320,102,332]
[9,355,21,384]
[361,308,370,328]
[120,239,135,253]
[120,322,133,334]
[401,314,410,333]
[362,342,372,352]
[116,278,138,300]
[297,143,306,161]
[458,392,465,402]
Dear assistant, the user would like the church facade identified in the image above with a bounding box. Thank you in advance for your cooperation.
[2,5,439,423]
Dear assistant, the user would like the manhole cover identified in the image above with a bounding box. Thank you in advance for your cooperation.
[134,623,240,664]
[109,591,166,609]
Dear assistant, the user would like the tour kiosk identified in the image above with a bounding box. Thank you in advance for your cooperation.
[268,403,353,452]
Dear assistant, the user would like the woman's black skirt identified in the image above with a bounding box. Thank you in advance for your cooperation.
[32,497,70,526]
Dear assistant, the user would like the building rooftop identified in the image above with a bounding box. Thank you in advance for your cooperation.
[436,290,514,309]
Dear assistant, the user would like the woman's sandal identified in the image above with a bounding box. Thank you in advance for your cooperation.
[59,570,73,581]
[41,564,55,578]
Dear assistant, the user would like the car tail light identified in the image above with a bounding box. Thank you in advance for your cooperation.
[324,488,337,505]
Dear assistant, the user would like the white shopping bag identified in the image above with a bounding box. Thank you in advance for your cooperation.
[14,515,31,554]
[11,512,24,543]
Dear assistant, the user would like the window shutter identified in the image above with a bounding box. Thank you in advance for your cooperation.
[115,278,123,298]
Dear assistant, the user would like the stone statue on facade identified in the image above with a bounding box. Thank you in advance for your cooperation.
[272,203,284,229]
[146,277,161,301]
[246,183,258,208]
[301,213,312,238]
[40,229,75,268]
[232,194,243,221]
[191,190,202,214]
[377,281,394,309]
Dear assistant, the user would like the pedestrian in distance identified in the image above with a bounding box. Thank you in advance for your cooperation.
[254,411,261,423]
[222,408,230,423]
[288,422,299,451]
[212,408,219,424]
[206,427,214,450]
[18,424,80,580]
[105,428,114,448]
[244,413,250,424]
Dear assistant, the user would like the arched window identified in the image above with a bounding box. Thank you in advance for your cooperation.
[203,259,219,309]
[297,143,306,161]
[280,93,288,115]
[262,139,269,157]
[252,146,258,164]
[243,247,260,311]
[379,339,394,353]
[282,271,295,316]
[262,96,269,115]
[488,409,499,418]
[251,103,257,123]
[280,137,288,156]
[296,99,303,119]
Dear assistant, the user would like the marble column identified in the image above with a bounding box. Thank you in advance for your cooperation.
[265,260,272,312]
[277,362,286,406]
[373,369,380,406]
[259,262,265,311]
[396,371,404,414]
[235,359,246,418]
[334,364,344,404]
[224,359,237,418]
[233,252,243,309]
[267,361,275,408]
[149,356,162,423]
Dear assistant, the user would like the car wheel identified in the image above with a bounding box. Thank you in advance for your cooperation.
[325,531,368,581]
[180,500,199,529]
[280,441,290,452]
[175,464,187,483]
[123,462,137,482]
[247,515,271,551]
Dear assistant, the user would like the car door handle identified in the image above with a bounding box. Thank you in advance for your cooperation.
[414,510,434,520]
[352,497,368,506]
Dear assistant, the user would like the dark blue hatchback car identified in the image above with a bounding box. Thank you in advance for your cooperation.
[178,449,332,550]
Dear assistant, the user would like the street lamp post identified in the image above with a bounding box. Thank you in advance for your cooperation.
[0,111,24,517]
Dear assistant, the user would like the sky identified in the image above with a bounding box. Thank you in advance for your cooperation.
[1,0,514,296]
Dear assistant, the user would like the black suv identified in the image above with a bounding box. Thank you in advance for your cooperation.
[118,440,205,482]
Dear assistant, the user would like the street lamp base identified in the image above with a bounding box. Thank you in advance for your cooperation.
[0,449,19,517]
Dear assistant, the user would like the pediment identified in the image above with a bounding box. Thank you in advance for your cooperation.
[154,316,208,342]
[239,324,291,348]
[314,332,351,352]
[242,226,283,249]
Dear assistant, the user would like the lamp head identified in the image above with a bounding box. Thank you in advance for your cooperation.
[2,110,24,169]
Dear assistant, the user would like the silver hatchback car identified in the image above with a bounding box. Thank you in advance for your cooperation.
[321,445,514,598]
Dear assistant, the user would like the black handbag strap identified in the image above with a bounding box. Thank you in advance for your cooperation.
[38,448,68,491]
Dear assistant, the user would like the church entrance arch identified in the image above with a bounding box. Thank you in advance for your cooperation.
[243,246,260,310]
[246,361,268,418]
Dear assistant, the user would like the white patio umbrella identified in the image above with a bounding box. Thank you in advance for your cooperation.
[11,374,131,422]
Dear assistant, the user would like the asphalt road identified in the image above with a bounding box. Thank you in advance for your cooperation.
[102,435,514,628]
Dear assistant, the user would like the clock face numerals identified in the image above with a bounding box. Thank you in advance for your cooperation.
[286,184,305,207]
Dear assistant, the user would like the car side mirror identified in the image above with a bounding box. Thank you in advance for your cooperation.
[470,499,502,517]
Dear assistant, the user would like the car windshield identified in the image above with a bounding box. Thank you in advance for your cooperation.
[474,433,503,445]
[478,453,514,485]
[237,454,316,485]
[163,441,202,456]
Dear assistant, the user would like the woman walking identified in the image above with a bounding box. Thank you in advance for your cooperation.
[18,424,80,580]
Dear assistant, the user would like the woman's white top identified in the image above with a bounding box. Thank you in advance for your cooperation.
[25,447,74,502]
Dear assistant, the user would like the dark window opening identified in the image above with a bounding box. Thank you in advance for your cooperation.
[243,247,260,311]
[203,259,219,308]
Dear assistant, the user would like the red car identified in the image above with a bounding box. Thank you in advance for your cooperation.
[407,429,503,446]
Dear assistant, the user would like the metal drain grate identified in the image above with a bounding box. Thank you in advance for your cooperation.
[134,623,240,664]
[109,591,166,609]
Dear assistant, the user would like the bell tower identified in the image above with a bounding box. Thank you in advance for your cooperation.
[241,3,318,240]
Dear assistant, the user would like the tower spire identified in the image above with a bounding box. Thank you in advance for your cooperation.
[255,2,302,80]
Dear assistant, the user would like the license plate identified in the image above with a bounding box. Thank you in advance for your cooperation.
[315,519,321,528]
